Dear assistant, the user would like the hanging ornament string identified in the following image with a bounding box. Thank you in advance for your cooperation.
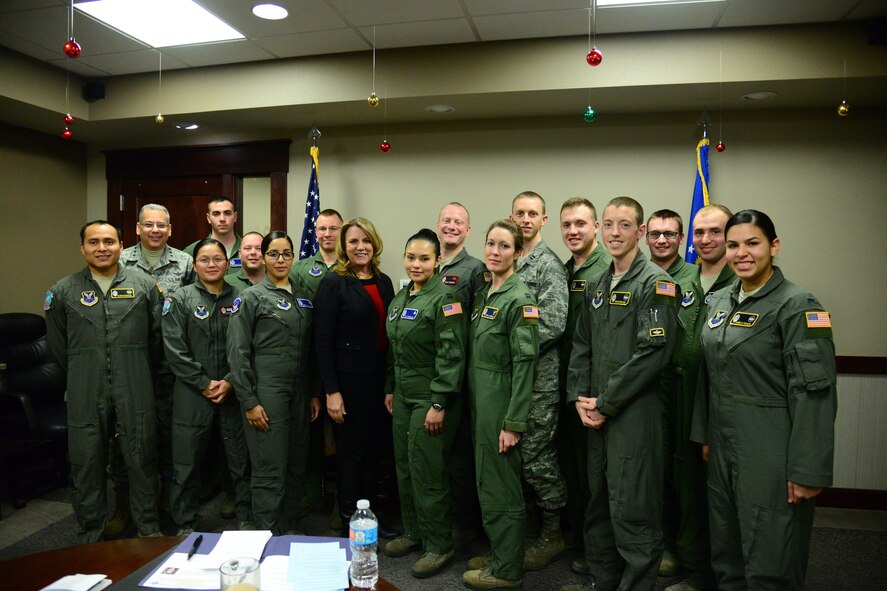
[62,61,73,139]
[715,46,725,152]
[155,51,165,123]
[368,27,379,107]
[380,88,390,152]
[586,1,602,66]
[64,0,81,57]
[837,57,849,116]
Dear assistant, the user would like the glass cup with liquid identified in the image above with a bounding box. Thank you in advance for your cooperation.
[220,557,260,591]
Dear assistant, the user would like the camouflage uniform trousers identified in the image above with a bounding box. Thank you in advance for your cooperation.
[521,386,567,511]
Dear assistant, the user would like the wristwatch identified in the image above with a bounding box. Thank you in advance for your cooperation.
[431,403,445,412]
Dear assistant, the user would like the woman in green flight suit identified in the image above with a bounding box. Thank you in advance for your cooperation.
[227,231,321,534]
[463,220,539,591]
[163,238,251,533]
[381,229,467,578]
[692,210,837,590]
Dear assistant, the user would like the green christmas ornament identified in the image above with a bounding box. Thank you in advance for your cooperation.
[583,106,596,123]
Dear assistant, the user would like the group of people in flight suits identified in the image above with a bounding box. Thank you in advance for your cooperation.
[44,191,836,591]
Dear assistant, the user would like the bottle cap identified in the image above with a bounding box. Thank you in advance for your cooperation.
[356,499,370,510]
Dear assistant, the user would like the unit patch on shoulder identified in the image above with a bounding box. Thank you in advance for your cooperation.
[481,306,499,320]
[231,297,242,314]
[649,327,666,338]
[522,305,539,319]
[610,291,632,306]
[730,312,759,328]
[162,297,173,316]
[43,290,54,311]
[308,265,323,277]
[296,298,313,309]
[401,308,419,320]
[442,302,463,317]
[110,287,134,299]
[655,281,676,297]
[388,306,399,321]
[805,311,831,328]
[681,290,696,308]
[193,304,209,320]
[80,291,98,307]
[592,290,604,309]
[441,274,459,286]
[708,310,728,329]
[570,279,587,292]
[276,298,292,311]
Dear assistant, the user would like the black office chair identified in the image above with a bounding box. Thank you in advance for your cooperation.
[0,312,68,509]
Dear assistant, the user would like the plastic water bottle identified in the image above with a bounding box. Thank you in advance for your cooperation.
[349,499,379,589]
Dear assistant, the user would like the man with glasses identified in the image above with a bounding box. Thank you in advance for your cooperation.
[108,204,193,536]
[186,197,242,276]
[290,209,343,296]
[645,209,697,289]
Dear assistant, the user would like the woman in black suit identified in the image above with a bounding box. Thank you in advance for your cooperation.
[314,217,397,536]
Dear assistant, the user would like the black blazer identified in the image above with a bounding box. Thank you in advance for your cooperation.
[314,270,395,394]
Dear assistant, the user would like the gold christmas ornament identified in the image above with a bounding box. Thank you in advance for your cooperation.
[367,92,380,108]
[155,113,165,124]
[836,100,850,117]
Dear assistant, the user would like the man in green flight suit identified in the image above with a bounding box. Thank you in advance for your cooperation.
[645,208,698,577]
[563,196,679,591]
[663,204,734,591]
[289,208,343,295]
[45,220,162,543]
[226,231,266,289]
[185,197,242,276]
[557,197,611,575]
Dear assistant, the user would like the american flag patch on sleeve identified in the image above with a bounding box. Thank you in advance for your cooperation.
[442,302,463,317]
[805,311,831,328]
[656,281,676,297]
[522,305,539,319]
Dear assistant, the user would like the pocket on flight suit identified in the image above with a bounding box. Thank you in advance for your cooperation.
[476,442,523,512]
[791,339,833,391]
[68,420,102,474]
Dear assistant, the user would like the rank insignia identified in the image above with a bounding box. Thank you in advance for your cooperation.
[708,310,728,329]
[220,306,234,316]
[229,258,242,268]
[296,298,314,309]
[730,312,759,328]
[481,306,499,320]
[805,311,832,328]
[655,282,676,297]
[610,291,632,306]
[681,290,696,308]
[43,290,53,312]
[592,290,604,309]
[441,275,459,286]
[442,302,463,317]
[193,304,209,320]
[276,298,292,311]
[309,265,322,277]
[522,305,539,319]
[162,297,173,316]
[231,297,242,314]
[483,272,492,283]
[571,279,587,292]
[110,288,134,299]
[388,307,399,321]
[401,308,419,320]
[649,327,666,338]
[80,291,98,307]
[471,306,480,321]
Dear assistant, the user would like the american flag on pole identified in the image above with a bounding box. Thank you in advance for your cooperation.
[685,137,710,264]
[299,146,320,259]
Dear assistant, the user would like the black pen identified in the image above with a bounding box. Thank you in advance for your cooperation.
[187,534,203,560]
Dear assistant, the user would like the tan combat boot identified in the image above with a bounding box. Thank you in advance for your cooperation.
[523,509,565,570]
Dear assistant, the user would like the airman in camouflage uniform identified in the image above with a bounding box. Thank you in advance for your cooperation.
[511,192,569,570]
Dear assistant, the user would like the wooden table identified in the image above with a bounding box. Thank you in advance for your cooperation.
[0,536,400,591]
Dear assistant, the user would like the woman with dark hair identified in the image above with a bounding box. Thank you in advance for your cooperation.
[227,231,321,533]
[314,217,398,537]
[691,209,837,590]
[463,220,539,591]
[164,238,251,533]
[381,228,467,578]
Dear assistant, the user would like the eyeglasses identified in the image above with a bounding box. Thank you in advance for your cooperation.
[196,256,227,265]
[265,251,295,261]
[316,226,340,233]
[139,222,169,230]
[648,231,680,240]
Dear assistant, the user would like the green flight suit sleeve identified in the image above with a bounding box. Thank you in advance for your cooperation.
[690,352,710,445]
[147,283,163,369]
[535,258,568,356]
[781,298,837,488]
[503,305,539,432]
[596,280,679,417]
[565,297,592,404]
[384,297,398,394]
[44,286,67,373]
[429,299,467,406]
[226,291,260,413]
[161,294,212,392]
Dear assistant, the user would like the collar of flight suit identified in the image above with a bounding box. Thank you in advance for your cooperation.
[726,265,786,304]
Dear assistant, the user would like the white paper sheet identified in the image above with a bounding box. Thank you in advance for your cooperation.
[40,574,110,591]
[139,552,220,590]
[192,530,273,570]
[287,542,349,591]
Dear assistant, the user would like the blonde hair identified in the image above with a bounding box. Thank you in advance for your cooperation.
[334,217,384,277]
[485,219,524,270]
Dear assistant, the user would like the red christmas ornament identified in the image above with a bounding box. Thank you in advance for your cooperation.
[380,140,391,153]
[61,127,73,140]
[586,48,603,67]
[64,113,74,125]
[716,141,726,152]
[63,37,82,58]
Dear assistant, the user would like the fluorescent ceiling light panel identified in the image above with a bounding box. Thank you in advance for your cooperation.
[75,0,244,48]
[598,0,724,7]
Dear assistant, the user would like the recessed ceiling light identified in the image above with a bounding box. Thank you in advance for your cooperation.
[742,91,777,101]
[252,4,288,20]
[75,0,244,48]
[175,123,199,130]
[424,104,455,114]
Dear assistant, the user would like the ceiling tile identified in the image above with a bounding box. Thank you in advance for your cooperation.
[597,3,724,34]
[0,0,66,13]
[161,39,277,67]
[253,29,369,58]
[47,56,113,77]
[328,0,466,26]
[841,0,887,20]
[719,0,850,28]
[464,1,588,17]
[73,50,190,75]
[200,0,348,36]
[474,11,588,41]
[358,19,476,49]
[0,32,65,62]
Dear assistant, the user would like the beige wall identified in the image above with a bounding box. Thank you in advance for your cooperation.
[0,123,87,314]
